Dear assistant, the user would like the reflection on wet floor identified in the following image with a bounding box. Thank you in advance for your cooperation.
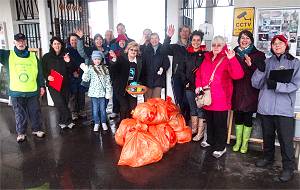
[0,102,299,189]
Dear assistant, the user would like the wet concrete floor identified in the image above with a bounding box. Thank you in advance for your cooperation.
[0,103,300,189]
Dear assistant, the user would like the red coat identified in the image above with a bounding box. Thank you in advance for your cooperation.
[195,47,244,111]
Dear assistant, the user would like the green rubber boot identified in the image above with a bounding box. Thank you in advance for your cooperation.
[240,126,252,154]
[232,124,244,152]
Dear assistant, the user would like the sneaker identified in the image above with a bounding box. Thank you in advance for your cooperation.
[212,148,227,158]
[68,122,75,129]
[58,123,67,129]
[17,134,26,142]
[32,131,45,138]
[201,141,211,148]
[94,124,99,132]
[79,110,87,118]
[102,123,108,131]
[72,112,78,120]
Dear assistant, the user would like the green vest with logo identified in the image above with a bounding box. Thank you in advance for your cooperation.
[9,50,38,92]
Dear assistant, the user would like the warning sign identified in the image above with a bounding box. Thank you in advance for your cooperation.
[233,7,255,36]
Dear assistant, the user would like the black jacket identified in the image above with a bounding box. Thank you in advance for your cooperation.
[41,49,74,92]
[160,36,188,79]
[180,48,205,91]
[110,53,145,96]
[142,44,170,88]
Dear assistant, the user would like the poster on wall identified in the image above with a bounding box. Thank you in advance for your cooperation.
[0,22,8,49]
[256,8,300,57]
[233,7,255,36]
[0,21,9,102]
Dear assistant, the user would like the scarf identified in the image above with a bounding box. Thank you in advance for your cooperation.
[236,44,254,58]
[14,46,29,58]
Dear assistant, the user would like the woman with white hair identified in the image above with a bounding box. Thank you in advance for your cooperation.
[195,36,244,158]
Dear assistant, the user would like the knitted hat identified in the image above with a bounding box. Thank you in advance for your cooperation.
[271,35,288,47]
[91,50,105,61]
[116,34,128,42]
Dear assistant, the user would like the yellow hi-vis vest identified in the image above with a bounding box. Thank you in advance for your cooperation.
[9,50,38,92]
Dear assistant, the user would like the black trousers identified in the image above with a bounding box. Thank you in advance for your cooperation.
[205,110,228,151]
[234,111,254,127]
[171,77,190,122]
[49,88,72,125]
[260,114,295,171]
[116,93,137,121]
[69,91,85,113]
[112,90,120,114]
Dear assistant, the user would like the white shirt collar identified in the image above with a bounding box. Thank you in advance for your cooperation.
[129,57,137,63]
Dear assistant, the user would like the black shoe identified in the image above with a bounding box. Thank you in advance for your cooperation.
[278,170,294,182]
[255,159,274,168]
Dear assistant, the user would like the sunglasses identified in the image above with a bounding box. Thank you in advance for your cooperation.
[212,44,222,47]
[129,48,138,52]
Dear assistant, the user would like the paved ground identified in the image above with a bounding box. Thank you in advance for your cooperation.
[0,103,300,189]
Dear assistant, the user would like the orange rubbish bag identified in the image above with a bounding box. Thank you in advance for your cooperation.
[132,102,156,124]
[165,96,180,117]
[118,130,163,167]
[150,103,169,125]
[115,119,148,146]
[168,113,186,132]
[175,127,192,144]
[148,124,177,152]
[146,98,166,105]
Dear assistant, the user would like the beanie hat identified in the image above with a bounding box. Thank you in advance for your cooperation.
[271,35,288,47]
[91,50,105,61]
[116,34,128,42]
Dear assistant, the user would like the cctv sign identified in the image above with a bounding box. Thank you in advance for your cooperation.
[233,7,255,36]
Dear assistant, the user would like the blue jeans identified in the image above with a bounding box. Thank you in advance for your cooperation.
[185,90,205,118]
[11,96,43,134]
[91,97,107,124]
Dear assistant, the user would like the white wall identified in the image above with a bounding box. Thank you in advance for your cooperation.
[0,0,16,49]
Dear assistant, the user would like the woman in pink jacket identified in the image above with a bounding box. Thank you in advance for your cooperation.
[195,36,244,158]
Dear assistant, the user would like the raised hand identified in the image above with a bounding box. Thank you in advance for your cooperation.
[63,53,70,62]
[80,63,88,73]
[75,29,84,38]
[244,54,252,67]
[167,24,175,38]
[225,49,235,60]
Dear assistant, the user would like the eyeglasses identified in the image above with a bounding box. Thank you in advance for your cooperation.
[272,41,285,46]
[212,43,222,48]
[129,48,138,52]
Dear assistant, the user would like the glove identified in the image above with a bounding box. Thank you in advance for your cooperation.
[254,60,265,72]
[80,63,88,73]
[157,67,163,75]
[267,79,277,89]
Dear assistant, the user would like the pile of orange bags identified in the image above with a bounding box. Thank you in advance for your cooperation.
[115,97,192,167]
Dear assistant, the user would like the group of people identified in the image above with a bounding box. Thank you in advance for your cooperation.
[0,22,300,182]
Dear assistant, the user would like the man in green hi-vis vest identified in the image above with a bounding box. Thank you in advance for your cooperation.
[0,33,45,142]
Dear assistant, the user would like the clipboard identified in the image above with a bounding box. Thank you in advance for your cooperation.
[269,69,294,83]
[49,69,63,92]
